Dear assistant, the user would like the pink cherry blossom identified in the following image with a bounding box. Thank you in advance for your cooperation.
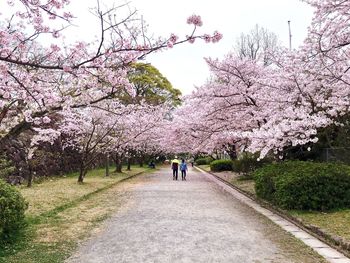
[42,116,51,124]
[211,31,223,43]
[203,34,211,43]
[187,14,203,27]
[167,41,174,48]
[169,33,178,43]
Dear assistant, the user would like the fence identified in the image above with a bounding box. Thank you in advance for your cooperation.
[322,147,350,164]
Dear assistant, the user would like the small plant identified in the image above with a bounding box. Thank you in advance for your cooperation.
[210,159,233,172]
[0,180,28,241]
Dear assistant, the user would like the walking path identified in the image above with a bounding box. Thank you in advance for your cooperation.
[66,167,342,263]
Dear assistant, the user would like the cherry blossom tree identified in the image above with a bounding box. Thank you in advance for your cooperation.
[57,101,169,182]
[58,107,119,183]
[0,0,222,149]
[165,0,350,160]
[0,1,223,183]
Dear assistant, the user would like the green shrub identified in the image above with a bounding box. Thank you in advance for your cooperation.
[195,157,213,165]
[0,180,28,240]
[0,154,15,179]
[210,159,233,172]
[232,153,270,175]
[254,161,350,211]
[254,161,296,202]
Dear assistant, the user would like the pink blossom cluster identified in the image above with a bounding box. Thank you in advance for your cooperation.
[187,14,203,27]
[167,33,178,48]
[186,35,196,44]
[211,31,223,43]
[201,31,223,43]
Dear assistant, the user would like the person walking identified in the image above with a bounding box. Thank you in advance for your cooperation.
[171,156,180,180]
[189,157,194,167]
[180,159,188,181]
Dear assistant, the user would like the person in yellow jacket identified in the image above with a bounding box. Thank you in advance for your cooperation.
[171,156,180,180]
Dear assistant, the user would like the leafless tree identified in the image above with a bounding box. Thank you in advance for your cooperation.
[234,24,279,66]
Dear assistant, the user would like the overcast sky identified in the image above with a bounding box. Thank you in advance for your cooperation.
[132,0,315,94]
[4,0,315,95]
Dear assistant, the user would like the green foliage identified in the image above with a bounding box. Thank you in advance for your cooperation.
[0,154,15,179]
[124,63,182,106]
[0,180,28,240]
[254,161,350,211]
[210,159,233,172]
[232,153,270,176]
[195,158,207,165]
[283,113,350,163]
[195,157,214,165]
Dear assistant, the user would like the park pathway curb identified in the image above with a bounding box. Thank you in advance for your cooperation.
[195,166,350,263]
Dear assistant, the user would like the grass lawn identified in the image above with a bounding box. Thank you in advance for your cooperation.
[199,164,210,172]
[230,176,256,196]
[0,165,152,263]
[20,166,147,217]
[197,165,350,245]
[290,209,350,242]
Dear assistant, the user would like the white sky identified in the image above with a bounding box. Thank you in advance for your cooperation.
[3,0,314,95]
[132,0,314,95]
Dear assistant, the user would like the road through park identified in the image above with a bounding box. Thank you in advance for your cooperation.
[66,167,326,263]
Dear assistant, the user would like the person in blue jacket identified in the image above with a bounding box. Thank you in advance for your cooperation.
[180,159,188,181]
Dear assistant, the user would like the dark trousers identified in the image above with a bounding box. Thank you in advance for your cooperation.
[181,170,186,180]
[172,169,178,180]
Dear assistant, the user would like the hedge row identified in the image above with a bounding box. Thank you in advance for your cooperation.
[207,154,270,174]
[254,161,350,211]
[210,160,233,172]
[195,157,214,165]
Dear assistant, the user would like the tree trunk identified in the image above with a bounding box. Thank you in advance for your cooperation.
[115,153,122,173]
[114,153,117,171]
[138,155,144,167]
[105,153,110,177]
[228,151,237,160]
[78,169,85,183]
[117,162,122,173]
[59,152,65,176]
[27,166,33,188]
[78,161,86,183]
[127,157,131,171]
[58,137,65,176]
[227,145,237,160]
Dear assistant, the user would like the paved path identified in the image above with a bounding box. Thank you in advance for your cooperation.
[67,167,328,263]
